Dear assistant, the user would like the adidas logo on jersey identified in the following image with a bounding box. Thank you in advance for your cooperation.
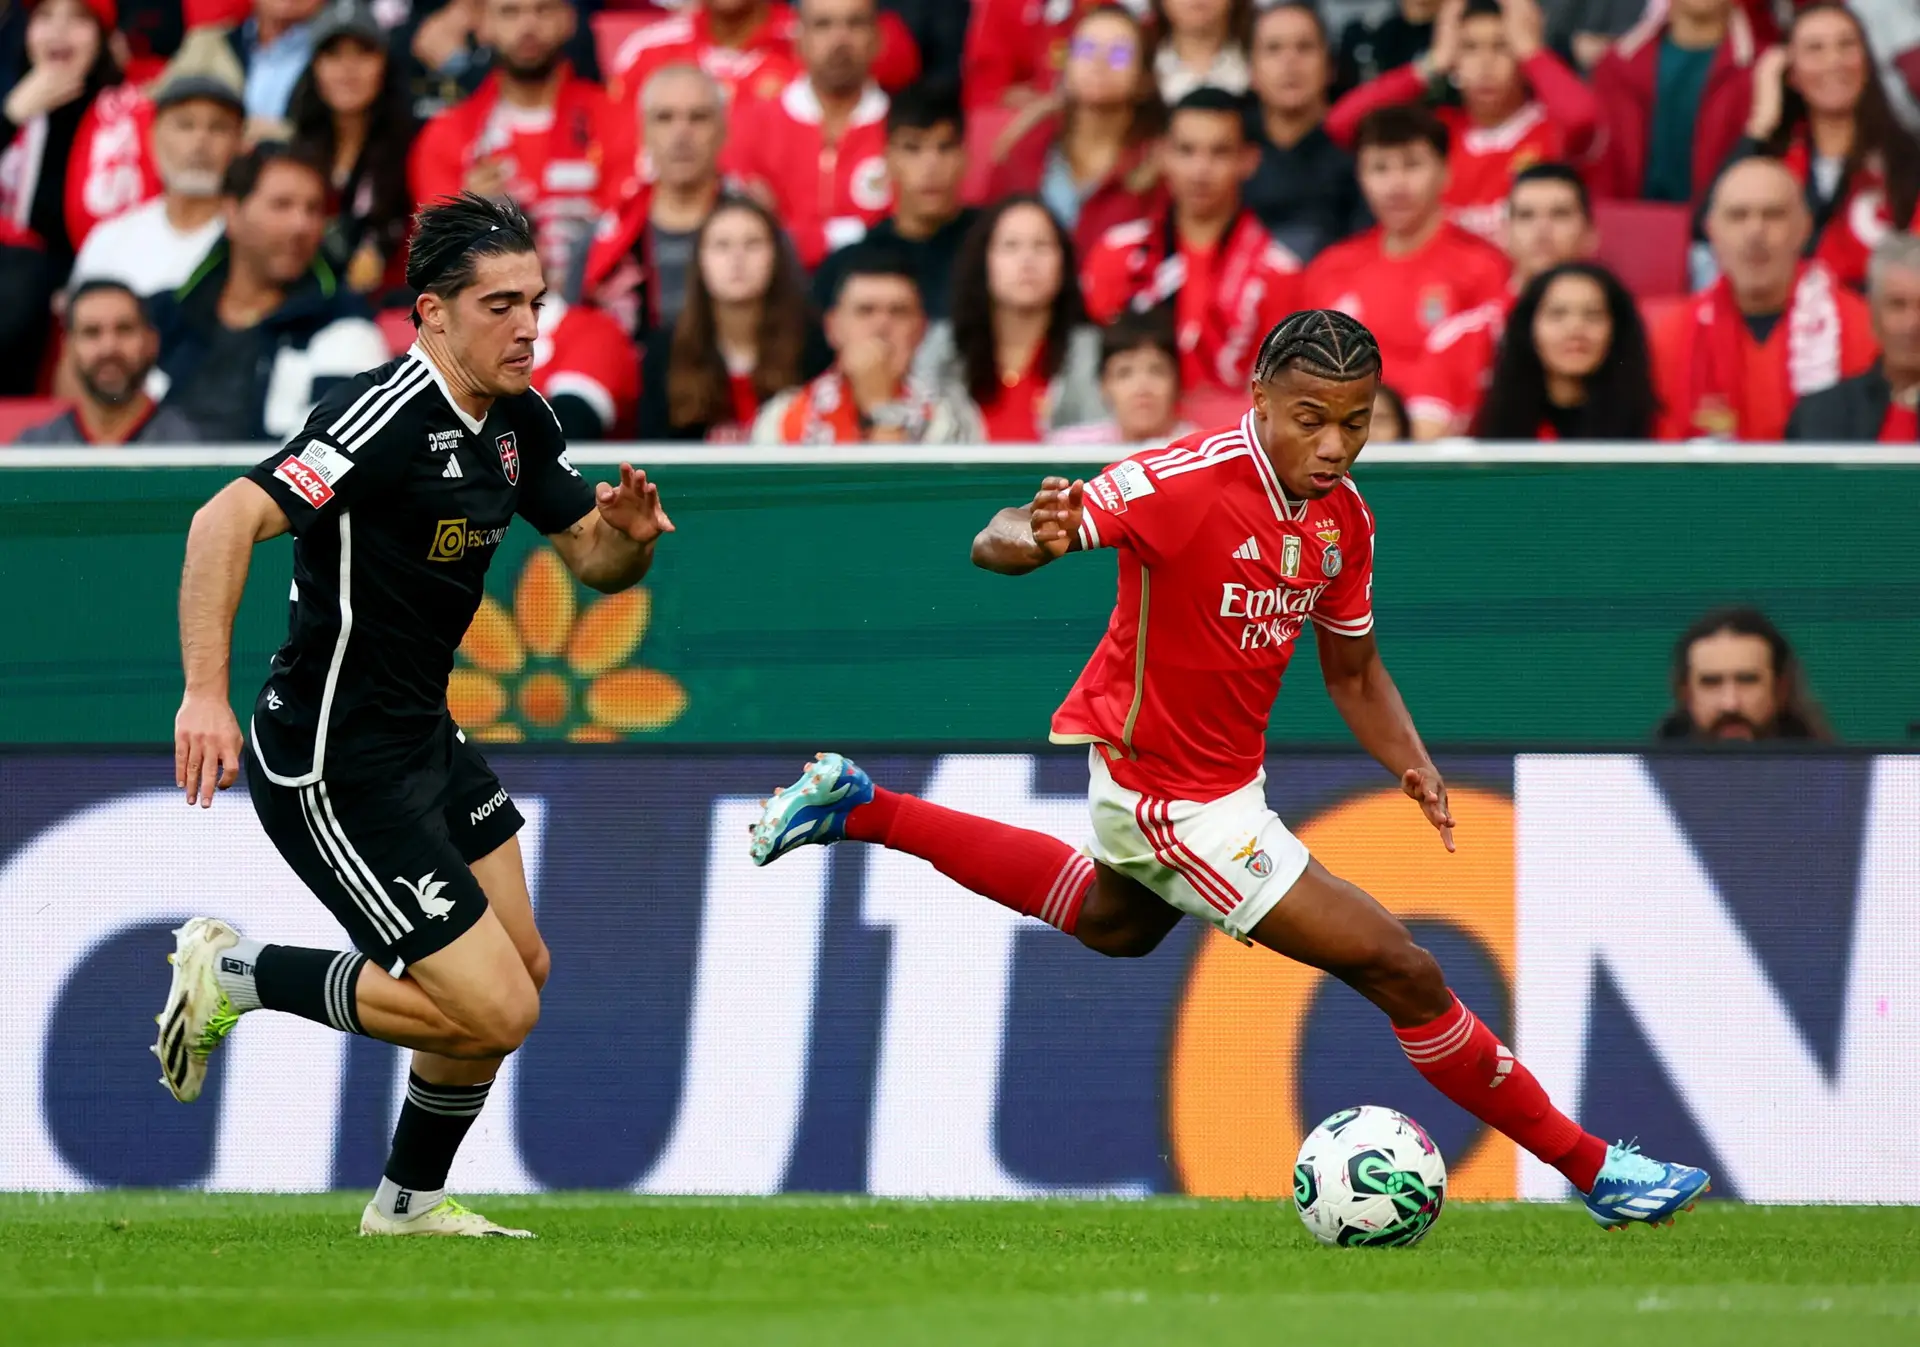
[442,455,462,479]
[1232,537,1261,561]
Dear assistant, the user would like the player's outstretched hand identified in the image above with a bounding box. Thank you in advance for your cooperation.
[596,463,676,545]
[1030,476,1085,559]
[1401,765,1456,853]
[175,692,244,809]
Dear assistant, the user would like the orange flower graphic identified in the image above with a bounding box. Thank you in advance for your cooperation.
[448,549,687,742]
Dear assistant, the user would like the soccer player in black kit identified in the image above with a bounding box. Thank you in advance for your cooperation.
[156,194,673,1238]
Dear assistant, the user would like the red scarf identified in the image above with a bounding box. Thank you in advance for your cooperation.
[1685,261,1844,438]
[0,83,157,249]
[777,370,939,443]
[1132,209,1284,388]
[1779,137,1909,290]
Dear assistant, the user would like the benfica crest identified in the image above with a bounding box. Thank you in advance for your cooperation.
[496,432,519,484]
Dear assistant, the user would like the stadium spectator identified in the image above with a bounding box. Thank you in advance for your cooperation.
[813,80,974,324]
[409,0,634,285]
[0,0,157,281]
[722,0,892,269]
[962,0,1099,111]
[984,3,1165,258]
[638,194,820,441]
[1850,0,1920,137]
[1151,0,1252,104]
[581,63,728,346]
[1372,379,1410,440]
[148,142,386,440]
[752,243,981,442]
[16,280,202,443]
[1544,0,1644,72]
[1081,87,1300,400]
[287,0,417,296]
[1471,261,1657,438]
[1046,308,1192,444]
[610,0,919,111]
[1586,0,1759,205]
[1652,156,1876,441]
[1337,0,1438,91]
[1328,0,1599,244]
[0,219,52,395]
[529,296,640,438]
[1405,160,1595,437]
[1787,231,1920,441]
[1728,3,1920,293]
[1299,104,1509,384]
[1657,606,1830,741]
[70,75,242,296]
[1244,1,1365,263]
[396,0,488,121]
[226,0,326,124]
[916,196,1101,441]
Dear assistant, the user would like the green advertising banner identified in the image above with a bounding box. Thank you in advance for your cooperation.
[2,456,1917,746]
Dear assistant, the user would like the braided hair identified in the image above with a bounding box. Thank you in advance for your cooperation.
[1251,310,1383,385]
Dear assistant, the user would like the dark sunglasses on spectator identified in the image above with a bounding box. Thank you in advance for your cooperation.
[1069,37,1138,69]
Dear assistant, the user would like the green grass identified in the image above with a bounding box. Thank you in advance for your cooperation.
[3,1194,1916,1346]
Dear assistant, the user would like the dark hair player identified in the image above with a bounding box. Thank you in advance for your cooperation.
[158,193,675,1239]
[749,308,1711,1234]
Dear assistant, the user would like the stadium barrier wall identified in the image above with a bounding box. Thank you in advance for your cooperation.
[3,746,1915,1203]
[2,444,1920,748]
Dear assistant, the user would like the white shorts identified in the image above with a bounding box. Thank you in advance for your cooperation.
[1085,748,1311,943]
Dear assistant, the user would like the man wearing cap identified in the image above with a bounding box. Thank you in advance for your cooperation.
[71,75,244,296]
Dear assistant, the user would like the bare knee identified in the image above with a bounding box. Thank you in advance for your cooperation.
[451,984,541,1058]
[1073,903,1171,959]
[1348,934,1448,1020]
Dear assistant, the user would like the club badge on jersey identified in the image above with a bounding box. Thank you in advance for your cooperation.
[497,433,520,485]
[1323,543,1343,578]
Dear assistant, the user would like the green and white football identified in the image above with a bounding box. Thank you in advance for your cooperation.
[1293,1105,1447,1248]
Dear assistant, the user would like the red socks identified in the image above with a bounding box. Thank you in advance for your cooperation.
[845,788,1092,934]
[1395,993,1607,1193]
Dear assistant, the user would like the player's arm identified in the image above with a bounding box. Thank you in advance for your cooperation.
[971,476,1085,575]
[547,462,675,593]
[1315,628,1456,852]
[176,478,291,808]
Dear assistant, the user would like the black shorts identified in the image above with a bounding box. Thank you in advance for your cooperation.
[247,722,524,974]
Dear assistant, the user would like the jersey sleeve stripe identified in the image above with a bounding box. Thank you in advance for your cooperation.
[1078,513,1102,550]
[341,375,433,454]
[329,359,428,444]
[1313,612,1374,635]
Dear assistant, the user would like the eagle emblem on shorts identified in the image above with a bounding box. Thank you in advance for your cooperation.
[1232,835,1274,878]
[497,432,520,485]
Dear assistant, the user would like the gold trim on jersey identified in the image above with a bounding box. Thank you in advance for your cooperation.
[1119,569,1150,756]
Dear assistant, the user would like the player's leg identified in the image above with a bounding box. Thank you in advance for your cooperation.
[1246,860,1711,1229]
[748,752,1183,957]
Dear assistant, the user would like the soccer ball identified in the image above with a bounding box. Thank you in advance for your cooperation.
[1292,1105,1447,1247]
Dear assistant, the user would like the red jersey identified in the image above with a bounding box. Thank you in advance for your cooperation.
[1299,221,1510,386]
[532,298,641,438]
[1327,54,1600,244]
[721,77,891,268]
[979,362,1049,442]
[1051,412,1377,801]
[963,0,1096,109]
[1402,296,1511,435]
[610,2,919,105]
[410,67,635,283]
[1081,212,1302,394]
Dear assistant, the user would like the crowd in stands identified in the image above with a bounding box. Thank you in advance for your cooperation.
[3,0,1920,445]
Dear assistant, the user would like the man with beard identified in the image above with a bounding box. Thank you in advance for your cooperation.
[19,281,203,443]
[71,75,244,296]
[410,0,634,282]
[1656,607,1831,742]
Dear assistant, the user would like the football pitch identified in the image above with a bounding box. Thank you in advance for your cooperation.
[4,1194,1916,1346]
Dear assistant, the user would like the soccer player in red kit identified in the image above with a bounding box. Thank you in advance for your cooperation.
[1327,0,1599,244]
[1081,88,1302,400]
[748,309,1711,1232]
[1300,103,1509,381]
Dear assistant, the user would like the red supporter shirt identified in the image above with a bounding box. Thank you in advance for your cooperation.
[611,1,918,105]
[963,0,1097,109]
[1402,296,1511,434]
[531,299,641,438]
[1299,222,1510,387]
[410,68,635,284]
[1081,212,1302,395]
[979,359,1049,442]
[1051,412,1377,801]
[721,77,892,268]
[1880,401,1917,444]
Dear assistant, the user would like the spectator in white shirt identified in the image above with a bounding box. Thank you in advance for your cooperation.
[70,75,243,296]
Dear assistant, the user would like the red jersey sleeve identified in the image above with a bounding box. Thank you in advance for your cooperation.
[963,0,1030,109]
[1313,483,1375,638]
[1074,453,1211,565]
[1326,64,1427,149]
[1079,223,1150,325]
[1519,51,1601,160]
[872,10,922,91]
[409,113,466,207]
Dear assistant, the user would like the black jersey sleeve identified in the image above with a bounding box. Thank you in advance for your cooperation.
[244,368,414,536]
[514,391,597,535]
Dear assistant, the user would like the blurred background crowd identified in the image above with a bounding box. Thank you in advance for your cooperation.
[1,0,1919,446]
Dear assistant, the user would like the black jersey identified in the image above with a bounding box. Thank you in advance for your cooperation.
[244,348,594,784]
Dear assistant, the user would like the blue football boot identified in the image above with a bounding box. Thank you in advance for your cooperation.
[748,753,875,867]
[1583,1142,1712,1230]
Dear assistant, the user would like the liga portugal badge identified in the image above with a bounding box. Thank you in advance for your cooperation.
[496,432,519,484]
